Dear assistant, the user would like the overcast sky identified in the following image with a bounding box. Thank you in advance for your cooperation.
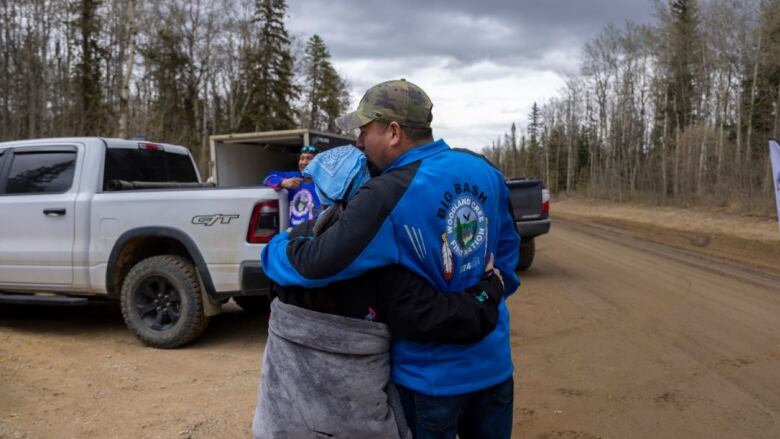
[286,0,656,150]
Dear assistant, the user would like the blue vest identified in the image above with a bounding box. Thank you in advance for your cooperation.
[262,140,520,395]
[262,170,321,226]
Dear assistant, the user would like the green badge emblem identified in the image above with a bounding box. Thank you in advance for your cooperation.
[445,195,487,258]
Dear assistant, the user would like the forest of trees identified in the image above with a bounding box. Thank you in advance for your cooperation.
[483,0,780,213]
[3,0,777,212]
[0,0,349,173]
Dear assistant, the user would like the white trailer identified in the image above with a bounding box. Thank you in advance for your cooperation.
[209,129,355,187]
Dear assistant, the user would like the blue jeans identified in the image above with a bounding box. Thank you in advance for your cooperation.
[397,376,514,439]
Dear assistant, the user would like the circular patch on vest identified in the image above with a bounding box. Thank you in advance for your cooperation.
[290,188,314,217]
[444,195,486,258]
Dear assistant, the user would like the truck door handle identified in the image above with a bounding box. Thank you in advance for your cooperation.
[43,208,66,217]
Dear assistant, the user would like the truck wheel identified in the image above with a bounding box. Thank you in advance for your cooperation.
[233,295,270,313]
[120,255,209,348]
[517,238,535,271]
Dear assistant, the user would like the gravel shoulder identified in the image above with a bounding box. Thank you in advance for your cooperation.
[552,197,780,274]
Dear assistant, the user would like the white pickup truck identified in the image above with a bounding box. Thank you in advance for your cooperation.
[0,137,286,348]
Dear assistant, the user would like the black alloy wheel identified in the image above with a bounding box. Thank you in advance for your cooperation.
[120,255,209,348]
[134,275,182,331]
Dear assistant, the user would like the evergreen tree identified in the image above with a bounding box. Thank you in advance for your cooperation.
[71,0,106,135]
[655,0,704,197]
[303,34,327,129]
[666,0,703,131]
[509,122,517,177]
[526,102,542,177]
[237,0,298,132]
[302,34,349,132]
[320,64,350,132]
[141,28,190,144]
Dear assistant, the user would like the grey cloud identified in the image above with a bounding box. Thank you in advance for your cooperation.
[288,0,654,72]
[286,0,655,148]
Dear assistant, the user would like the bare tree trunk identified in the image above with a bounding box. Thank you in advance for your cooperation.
[744,29,763,180]
[201,10,216,176]
[40,0,53,137]
[696,129,707,196]
[735,86,742,174]
[586,97,596,188]
[118,0,137,138]
[566,97,575,192]
[510,122,517,179]
[673,97,681,200]
[763,156,773,195]
[716,69,730,187]
[64,9,75,136]
[26,29,37,138]
[774,80,780,139]
[696,72,711,197]
[0,0,9,138]
[661,93,669,204]
[745,31,762,170]
[202,62,210,175]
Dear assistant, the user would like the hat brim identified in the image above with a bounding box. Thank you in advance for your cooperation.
[336,111,374,131]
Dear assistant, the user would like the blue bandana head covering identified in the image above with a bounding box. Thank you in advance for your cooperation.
[303,145,370,206]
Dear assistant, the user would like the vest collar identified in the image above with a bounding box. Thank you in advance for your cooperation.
[384,139,449,173]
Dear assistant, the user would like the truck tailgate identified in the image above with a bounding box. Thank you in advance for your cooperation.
[507,179,544,220]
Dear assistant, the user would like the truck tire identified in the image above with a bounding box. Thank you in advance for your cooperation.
[120,255,209,348]
[233,295,270,313]
[517,238,535,271]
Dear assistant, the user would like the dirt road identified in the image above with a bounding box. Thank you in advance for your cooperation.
[1,219,779,438]
[511,220,779,439]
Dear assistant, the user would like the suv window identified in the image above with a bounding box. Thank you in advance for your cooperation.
[4,151,76,194]
[103,148,198,189]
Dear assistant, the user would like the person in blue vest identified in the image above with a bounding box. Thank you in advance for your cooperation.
[261,79,520,439]
[252,145,507,438]
[262,145,321,226]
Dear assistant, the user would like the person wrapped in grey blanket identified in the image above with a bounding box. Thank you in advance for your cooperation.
[253,146,504,438]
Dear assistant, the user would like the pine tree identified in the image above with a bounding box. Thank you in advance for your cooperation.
[527,102,542,177]
[657,0,704,197]
[320,64,350,132]
[667,0,702,131]
[237,0,298,132]
[302,34,349,132]
[71,0,106,135]
[303,34,327,129]
[141,27,189,143]
[509,122,517,177]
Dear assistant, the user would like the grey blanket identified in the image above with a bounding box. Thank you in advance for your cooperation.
[252,298,411,439]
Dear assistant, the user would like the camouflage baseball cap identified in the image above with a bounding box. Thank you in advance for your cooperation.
[336,79,433,131]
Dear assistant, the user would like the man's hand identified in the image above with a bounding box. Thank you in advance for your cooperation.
[281,177,303,190]
[485,254,504,289]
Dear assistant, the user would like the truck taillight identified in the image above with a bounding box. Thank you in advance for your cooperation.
[247,200,279,243]
[542,189,550,213]
[138,142,163,151]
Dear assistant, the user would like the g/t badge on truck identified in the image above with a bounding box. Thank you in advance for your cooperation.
[192,214,240,226]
